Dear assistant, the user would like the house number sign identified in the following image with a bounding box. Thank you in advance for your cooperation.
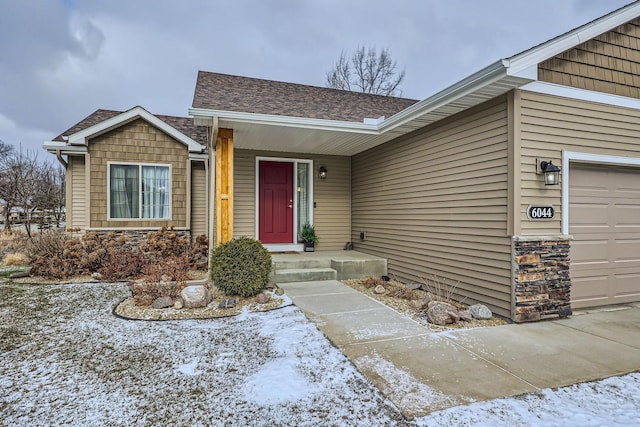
[527,205,555,221]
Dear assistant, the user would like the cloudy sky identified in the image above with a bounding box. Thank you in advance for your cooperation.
[0,0,633,154]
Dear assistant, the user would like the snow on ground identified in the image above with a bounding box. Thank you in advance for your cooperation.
[1,281,639,426]
[416,372,640,426]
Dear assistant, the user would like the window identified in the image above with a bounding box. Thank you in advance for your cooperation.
[109,163,170,219]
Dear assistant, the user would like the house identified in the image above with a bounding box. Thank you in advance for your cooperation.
[45,2,640,322]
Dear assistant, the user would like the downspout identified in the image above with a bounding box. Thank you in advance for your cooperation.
[207,116,219,270]
[55,150,68,168]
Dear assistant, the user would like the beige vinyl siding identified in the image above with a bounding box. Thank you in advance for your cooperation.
[518,90,640,234]
[234,150,256,239]
[352,97,512,317]
[190,161,207,239]
[88,119,189,229]
[234,149,350,250]
[69,155,86,229]
[539,18,640,99]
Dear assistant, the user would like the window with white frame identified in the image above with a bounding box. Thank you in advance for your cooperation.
[109,163,170,219]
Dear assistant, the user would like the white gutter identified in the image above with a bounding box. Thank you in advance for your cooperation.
[188,108,380,134]
[189,59,523,139]
[379,60,509,132]
[506,1,640,74]
[43,141,87,154]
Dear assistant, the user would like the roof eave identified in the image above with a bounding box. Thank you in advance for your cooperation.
[188,108,381,135]
[505,1,640,75]
[43,140,87,154]
[66,106,205,153]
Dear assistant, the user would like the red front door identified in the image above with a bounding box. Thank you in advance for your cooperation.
[259,161,294,244]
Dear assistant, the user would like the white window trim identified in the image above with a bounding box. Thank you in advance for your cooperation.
[107,161,172,221]
[562,151,640,234]
[255,156,314,250]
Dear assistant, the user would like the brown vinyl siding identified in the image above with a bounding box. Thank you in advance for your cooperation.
[518,89,640,235]
[234,149,350,250]
[88,119,188,229]
[190,161,207,238]
[539,18,640,98]
[351,97,512,317]
[69,155,86,229]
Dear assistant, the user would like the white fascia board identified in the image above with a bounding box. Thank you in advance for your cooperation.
[188,108,380,135]
[521,81,640,110]
[43,140,87,154]
[379,60,514,132]
[68,106,204,153]
[189,152,209,160]
[506,2,640,75]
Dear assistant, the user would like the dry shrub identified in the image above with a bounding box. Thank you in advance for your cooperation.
[386,283,423,300]
[362,276,386,289]
[97,249,146,281]
[0,230,29,256]
[190,234,209,269]
[421,275,465,307]
[2,252,29,266]
[27,230,78,279]
[142,254,191,283]
[141,227,191,261]
[130,280,188,306]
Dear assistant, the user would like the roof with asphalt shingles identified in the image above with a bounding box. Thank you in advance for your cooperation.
[191,71,419,122]
[53,108,208,146]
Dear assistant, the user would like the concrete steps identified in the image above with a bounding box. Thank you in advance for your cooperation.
[273,267,338,283]
[270,251,387,284]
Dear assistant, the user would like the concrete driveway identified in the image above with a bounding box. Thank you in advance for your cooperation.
[279,280,640,419]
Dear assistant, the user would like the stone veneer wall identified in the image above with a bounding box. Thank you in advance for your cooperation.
[88,229,191,248]
[513,236,572,323]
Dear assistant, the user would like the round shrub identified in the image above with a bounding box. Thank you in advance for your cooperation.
[210,237,272,297]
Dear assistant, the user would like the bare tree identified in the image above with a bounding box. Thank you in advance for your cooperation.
[326,46,405,96]
[35,163,65,228]
[0,147,64,237]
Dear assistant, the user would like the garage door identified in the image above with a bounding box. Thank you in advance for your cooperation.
[569,164,640,308]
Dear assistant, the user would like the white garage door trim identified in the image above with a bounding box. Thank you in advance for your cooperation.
[562,151,640,235]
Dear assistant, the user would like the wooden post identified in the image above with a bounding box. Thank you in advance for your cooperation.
[215,128,234,245]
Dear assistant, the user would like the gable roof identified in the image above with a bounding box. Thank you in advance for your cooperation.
[192,71,418,122]
[48,107,208,154]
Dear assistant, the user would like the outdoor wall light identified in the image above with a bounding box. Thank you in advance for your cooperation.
[540,160,561,185]
[318,166,327,179]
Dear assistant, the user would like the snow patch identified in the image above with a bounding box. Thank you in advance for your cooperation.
[176,358,201,376]
[243,358,318,404]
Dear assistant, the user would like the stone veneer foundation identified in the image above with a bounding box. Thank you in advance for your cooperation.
[82,229,192,247]
[513,236,572,323]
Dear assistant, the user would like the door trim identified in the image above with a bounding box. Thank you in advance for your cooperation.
[255,156,314,251]
[562,151,640,235]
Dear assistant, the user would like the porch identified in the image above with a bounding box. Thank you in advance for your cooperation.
[270,250,387,283]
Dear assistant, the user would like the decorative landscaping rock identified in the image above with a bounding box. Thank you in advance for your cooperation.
[426,301,459,325]
[410,299,425,311]
[275,287,285,296]
[152,296,174,309]
[255,293,270,304]
[458,310,473,322]
[405,283,422,290]
[91,272,103,281]
[173,298,184,310]
[469,304,493,320]
[218,298,236,309]
[181,285,211,309]
[374,285,386,294]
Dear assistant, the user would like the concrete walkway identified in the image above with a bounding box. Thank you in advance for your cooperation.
[278,280,640,419]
